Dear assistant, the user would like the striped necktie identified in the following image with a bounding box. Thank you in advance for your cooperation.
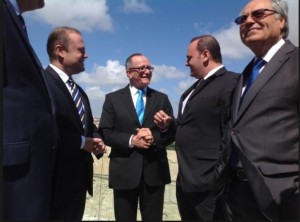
[67,78,86,128]
[136,89,145,124]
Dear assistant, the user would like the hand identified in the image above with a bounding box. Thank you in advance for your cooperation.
[93,138,106,155]
[132,128,154,149]
[83,137,106,153]
[154,110,171,130]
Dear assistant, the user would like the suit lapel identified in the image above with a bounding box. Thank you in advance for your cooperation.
[236,42,293,121]
[178,83,195,119]
[143,88,156,125]
[46,66,84,129]
[188,67,225,102]
[121,86,140,125]
[5,0,28,42]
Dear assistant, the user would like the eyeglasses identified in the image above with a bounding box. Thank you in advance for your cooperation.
[128,66,154,72]
[234,8,279,25]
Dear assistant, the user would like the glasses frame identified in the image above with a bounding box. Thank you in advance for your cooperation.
[234,8,279,25]
[128,66,154,72]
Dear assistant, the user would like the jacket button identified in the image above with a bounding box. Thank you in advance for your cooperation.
[231,128,239,135]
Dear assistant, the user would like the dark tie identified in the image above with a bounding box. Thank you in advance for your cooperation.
[67,78,86,128]
[240,58,266,106]
[136,89,145,124]
[18,14,28,37]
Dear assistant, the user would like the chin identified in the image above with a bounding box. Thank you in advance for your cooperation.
[38,0,45,8]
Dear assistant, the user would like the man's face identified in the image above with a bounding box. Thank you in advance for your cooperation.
[62,32,88,75]
[185,40,203,79]
[238,0,285,49]
[126,55,152,89]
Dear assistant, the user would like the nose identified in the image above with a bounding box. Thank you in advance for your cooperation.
[244,14,256,24]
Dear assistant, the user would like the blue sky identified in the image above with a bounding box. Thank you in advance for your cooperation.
[24,0,299,118]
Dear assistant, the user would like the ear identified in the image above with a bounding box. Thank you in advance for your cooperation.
[278,17,286,34]
[202,49,210,62]
[126,70,132,79]
[55,44,65,58]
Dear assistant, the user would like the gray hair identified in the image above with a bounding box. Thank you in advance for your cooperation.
[125,53,144,69]
[272,0,289,39]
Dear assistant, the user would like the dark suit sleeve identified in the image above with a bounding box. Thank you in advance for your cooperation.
[152,94,175,149]
[99,93,135,150]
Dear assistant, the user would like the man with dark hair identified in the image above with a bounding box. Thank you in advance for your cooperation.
[44,26,106,220]
[154,35,238,221]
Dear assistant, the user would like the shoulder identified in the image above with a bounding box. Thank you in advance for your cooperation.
[105,86,129,98]
[224,71,240,79]
[147,87,168,98]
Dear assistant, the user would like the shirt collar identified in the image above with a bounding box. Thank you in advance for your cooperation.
[129,85,147,97]
[261,39,285,63]
[49,64,71,84]
[204,64,224,80]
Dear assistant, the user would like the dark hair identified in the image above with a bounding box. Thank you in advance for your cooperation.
[190,35,222,63]
[46,26,81,61]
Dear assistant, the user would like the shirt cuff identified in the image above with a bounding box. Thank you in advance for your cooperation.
[80,136,85,149]
[129,135,134,148]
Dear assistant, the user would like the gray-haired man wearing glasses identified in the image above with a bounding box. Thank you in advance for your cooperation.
[223,0,299,221]
[99,53,175,221]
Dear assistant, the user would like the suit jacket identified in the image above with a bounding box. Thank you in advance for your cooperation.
[99,85,174,189]
[44,65,102,205]
[230,40,299,220]
[2,1,57,220]
[175,67,238,193]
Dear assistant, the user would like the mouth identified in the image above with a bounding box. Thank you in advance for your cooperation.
[243,26,262,37]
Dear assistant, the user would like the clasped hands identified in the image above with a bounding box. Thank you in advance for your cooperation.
[84,137,106,155]
[132,128,154,149]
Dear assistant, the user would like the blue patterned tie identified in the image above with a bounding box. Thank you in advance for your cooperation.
[67,78,86,128]
[136,89,145,124]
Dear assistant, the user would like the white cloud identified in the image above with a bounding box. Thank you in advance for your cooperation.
[75,60,128,88]
[151,65,186,82]
[85,86,106,101]
[123,0,153,13]
[214,24,252,60]
[29,0,114,32]
[75,60,186,89]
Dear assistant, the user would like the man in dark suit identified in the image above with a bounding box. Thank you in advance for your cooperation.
[44,26,106,220]
[2,0,58,220]
[224,0,299,221]
[154,35,238,221]
[99,53,174,221]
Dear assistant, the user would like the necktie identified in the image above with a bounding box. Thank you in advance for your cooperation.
[232,59,266,168]
[67,78,86,128]
[136,89,145,124]
[240,58,266,105]
[18,14,28,37]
